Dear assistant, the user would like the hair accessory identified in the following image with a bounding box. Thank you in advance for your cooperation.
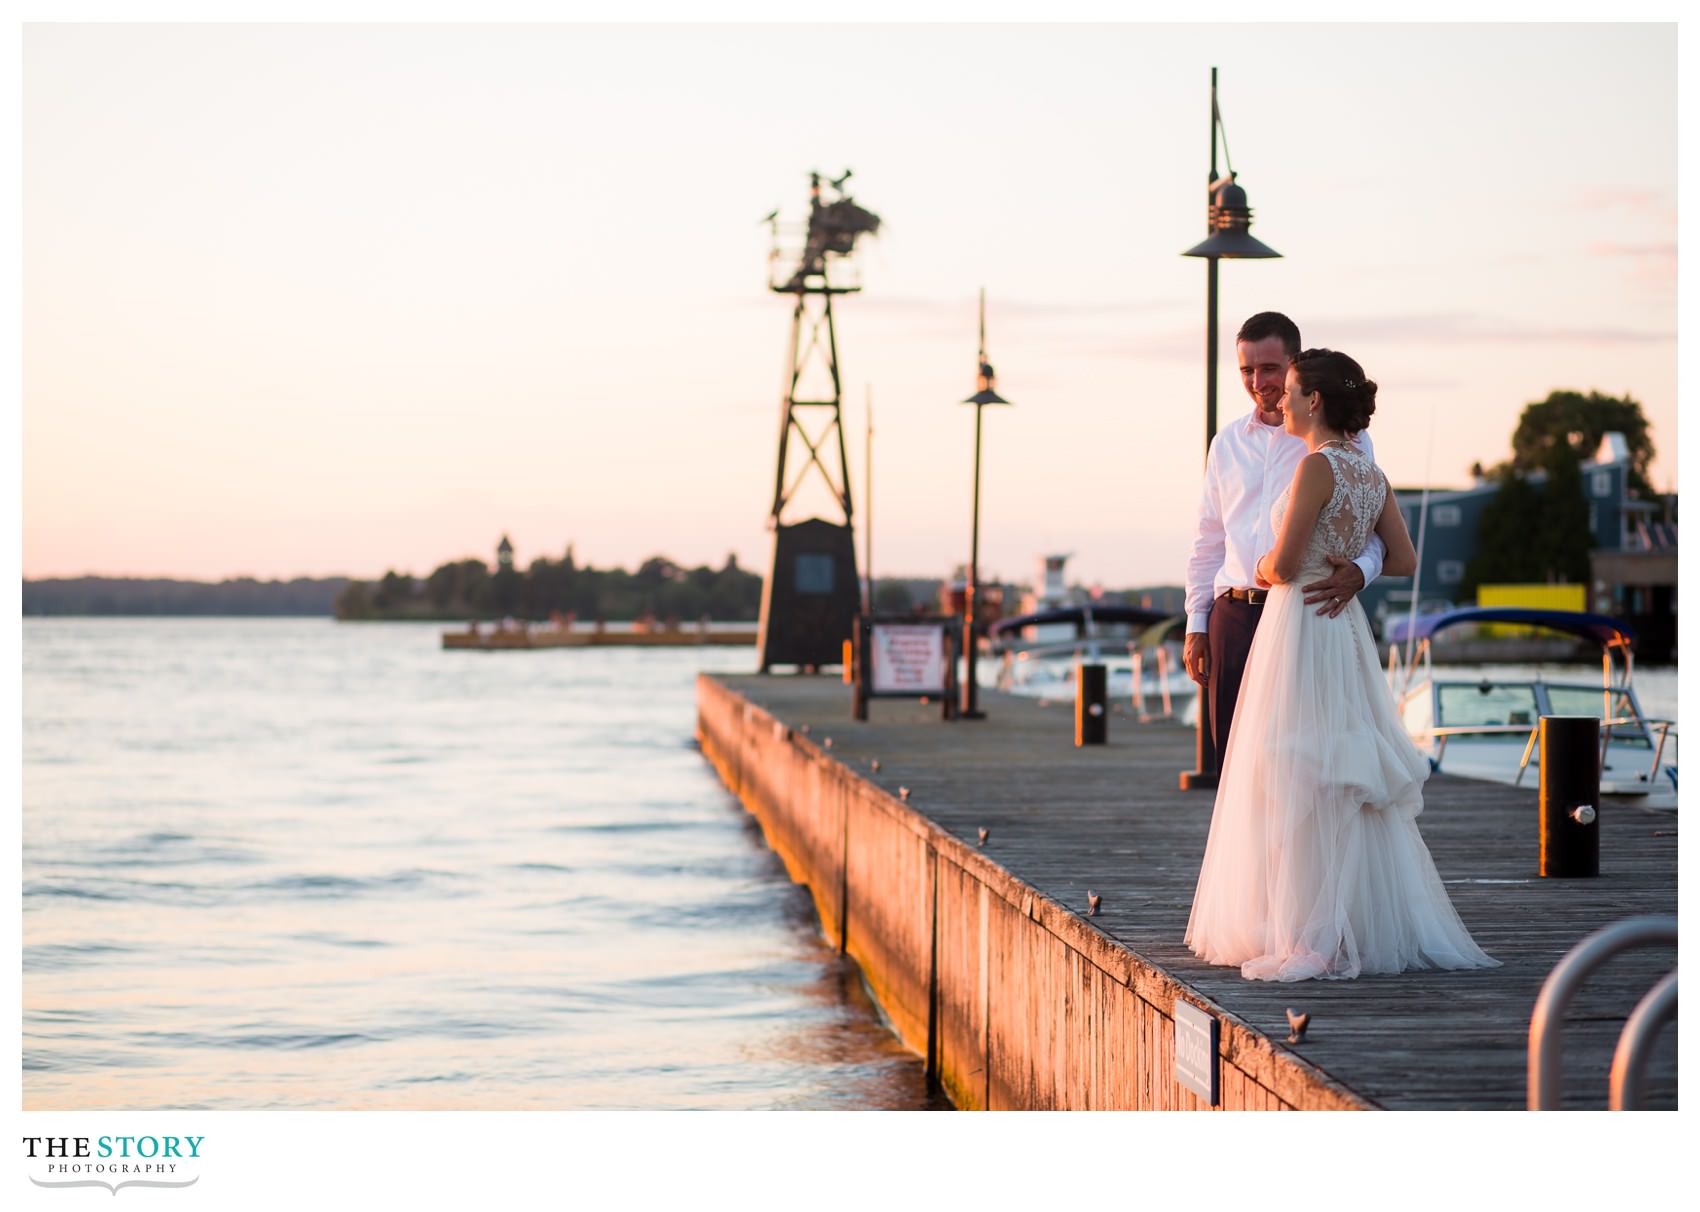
[1343,377,1357,388]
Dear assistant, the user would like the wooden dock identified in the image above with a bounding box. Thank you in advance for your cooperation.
[443,625,756,650]
[697,674,1677,1110]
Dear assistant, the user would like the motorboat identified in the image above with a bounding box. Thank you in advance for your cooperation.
[1384,606,1677,810]
[988,604,1194,719]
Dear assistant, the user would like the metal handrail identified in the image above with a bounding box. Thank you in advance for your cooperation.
[1421,724,1542,773]
[1130,648,1151,722]
[1608,970,1678,1110]
[1417,717,1669,788]
[999,640,1192,716]
[1644,719,1678,785]
[1528,916,1678,1109]
[1127,643,1178,722]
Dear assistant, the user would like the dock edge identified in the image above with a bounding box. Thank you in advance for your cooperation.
[696,673,1374,1111]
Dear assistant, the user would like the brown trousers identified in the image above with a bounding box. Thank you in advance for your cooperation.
[1207,593,1264,764]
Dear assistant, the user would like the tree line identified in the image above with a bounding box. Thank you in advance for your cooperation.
[335,548,764,622]
[23,576,349,616]
[1460,389,1662,600]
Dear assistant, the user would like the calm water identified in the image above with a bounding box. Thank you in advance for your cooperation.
[22,619,939,1110]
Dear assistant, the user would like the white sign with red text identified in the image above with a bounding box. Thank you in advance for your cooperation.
[870,624,947,694]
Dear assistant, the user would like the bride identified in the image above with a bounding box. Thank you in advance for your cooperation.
[1185,349,1498,982]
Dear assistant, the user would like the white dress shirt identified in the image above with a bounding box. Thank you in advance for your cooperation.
[1185,409,1386,635]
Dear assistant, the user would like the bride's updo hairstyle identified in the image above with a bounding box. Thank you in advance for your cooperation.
[1292,348,1378,434]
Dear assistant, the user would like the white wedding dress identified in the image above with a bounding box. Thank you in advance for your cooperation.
[1185,443,1498,981]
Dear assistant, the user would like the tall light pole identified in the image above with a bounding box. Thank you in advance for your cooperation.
[1178,67,1281,791]
[960,288,1010,721]
[864,385,874,613]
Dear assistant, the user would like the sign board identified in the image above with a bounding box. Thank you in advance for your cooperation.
[851,614,960,721]
[1173,999,1219,1105]
[870,624,948,694]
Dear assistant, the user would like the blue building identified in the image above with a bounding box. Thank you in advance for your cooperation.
[1358,433,1669,643]
[1587,435,1676,661]
[1358,478,1496,636]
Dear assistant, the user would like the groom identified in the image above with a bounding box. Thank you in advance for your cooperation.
[1182,311,1386,770]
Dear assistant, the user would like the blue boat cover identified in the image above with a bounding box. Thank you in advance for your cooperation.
[1384,606,1636,649]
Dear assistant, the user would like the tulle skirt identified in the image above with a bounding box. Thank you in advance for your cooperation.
[1184,583,1499,981]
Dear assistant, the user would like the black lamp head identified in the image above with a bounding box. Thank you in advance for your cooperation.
[1183,174,1281,260]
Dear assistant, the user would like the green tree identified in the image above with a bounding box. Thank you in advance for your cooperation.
[568,562,601,618]
[372,571,415,612]
[521,556,561,618]
[1537,445,1596,579]
[490,566,522,615]
[335,580,374,620]
[599,568,637,619]
[329,547,765,623]
[1461,445,1593,601]
[425,562,460,611]
[452,558,491,614]
[705,561,750,619]
[874,580,914,613]
[1506,389,1657,498]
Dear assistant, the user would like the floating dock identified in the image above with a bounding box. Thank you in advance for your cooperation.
[443,624,756,650]
[696,674,1677,1110]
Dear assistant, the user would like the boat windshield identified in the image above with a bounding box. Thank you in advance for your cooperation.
[1436,683,1537,731]
[1545,686,1653,749]
[1432,680,1654,750]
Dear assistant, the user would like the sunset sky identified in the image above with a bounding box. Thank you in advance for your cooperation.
[20,20,1678,590]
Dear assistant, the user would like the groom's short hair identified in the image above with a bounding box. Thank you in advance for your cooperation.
[1237,312,1301,357]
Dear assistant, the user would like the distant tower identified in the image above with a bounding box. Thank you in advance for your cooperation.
[497,534,514,571]
[1036,554,1074,610]
[756,170,881,671]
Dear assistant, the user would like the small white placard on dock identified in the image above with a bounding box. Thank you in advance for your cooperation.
[870,624,947,694]
[1174,999,1219,1106]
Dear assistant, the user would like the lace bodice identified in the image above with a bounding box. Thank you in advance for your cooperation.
[1271,443,1387,579]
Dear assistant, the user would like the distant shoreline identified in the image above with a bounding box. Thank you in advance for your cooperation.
[23,576,349,617]
[19,574,764,623]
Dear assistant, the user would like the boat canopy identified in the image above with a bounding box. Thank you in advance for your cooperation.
[1384,606,1636,650]
[1134,613,1189,651]
[989,603,1171,640]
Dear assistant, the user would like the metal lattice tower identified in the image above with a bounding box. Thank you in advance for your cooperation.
[756,170,881,672]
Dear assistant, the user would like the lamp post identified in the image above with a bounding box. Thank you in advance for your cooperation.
[960,287,1010,721]
[1178,66,1281,792]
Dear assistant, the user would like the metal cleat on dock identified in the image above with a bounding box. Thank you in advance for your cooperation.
[1087,891,1102,917]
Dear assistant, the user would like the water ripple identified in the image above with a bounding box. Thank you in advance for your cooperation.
[134,1030,380,1051]
[25,943,135,971]
[23,621,934,1110]
[288,932,390,949]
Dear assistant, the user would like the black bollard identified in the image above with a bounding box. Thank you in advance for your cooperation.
[1539,716,1600,878]
[1076,662,1107,746]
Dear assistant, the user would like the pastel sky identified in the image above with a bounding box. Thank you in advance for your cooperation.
[21,21,1677,589]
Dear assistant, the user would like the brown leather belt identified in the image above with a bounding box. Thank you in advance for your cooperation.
[1223,587,1269,605]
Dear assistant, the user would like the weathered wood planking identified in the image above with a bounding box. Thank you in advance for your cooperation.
[697,674,1677,1110]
